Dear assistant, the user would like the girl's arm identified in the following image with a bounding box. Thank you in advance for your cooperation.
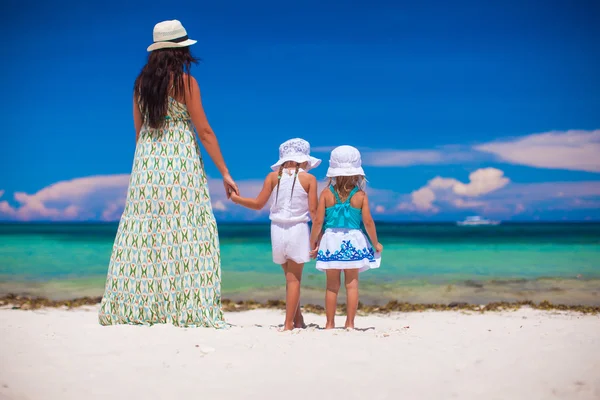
[230,174,274,210]
[361,193,383,252]
[133,95,143,143]
[307,174,318,222]
[309,192,327,254]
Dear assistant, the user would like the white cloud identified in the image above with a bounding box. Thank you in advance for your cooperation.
[0,175,131,221]
[364,146,480,167]
[476,129,600,172]
[363,150,445,166]
[101,200,126,221]
[213,200,227,211]
[451,168,510,197]
[452,198,486,209]
[483,181,600,211]
[453,181,600,217]
[314,129,600,172]
[410,187,437,212]
[312,145,478,167]
[399,168,510,212]
[3,172,598,221]
[417,175,600,217]
[0,174,265,222]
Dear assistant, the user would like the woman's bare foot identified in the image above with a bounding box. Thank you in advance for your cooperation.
[325,321,335,330]
[344,320,355,330]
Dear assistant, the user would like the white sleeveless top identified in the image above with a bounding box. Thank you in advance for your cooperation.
[269,168,310,224]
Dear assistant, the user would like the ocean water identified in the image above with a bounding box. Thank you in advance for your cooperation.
[1,222,599,305]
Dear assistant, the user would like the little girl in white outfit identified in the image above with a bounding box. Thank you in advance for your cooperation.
[231,138,320,331]
[310,145,382,330]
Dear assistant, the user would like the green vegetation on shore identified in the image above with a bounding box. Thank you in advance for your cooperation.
[1,294,598,314]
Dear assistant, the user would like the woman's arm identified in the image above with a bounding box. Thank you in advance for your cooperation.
[184,75,238,196]
[309,191,327,251]
[361,193,382,251]
[230,174,274,210]
[133,95,143,142]
[185,76,227,175]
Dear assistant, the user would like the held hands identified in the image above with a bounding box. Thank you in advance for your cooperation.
[229,192,240,204]
[309,242,319,259]
[223,174,239,199]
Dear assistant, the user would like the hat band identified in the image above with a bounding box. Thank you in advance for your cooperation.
[155,35,189,44]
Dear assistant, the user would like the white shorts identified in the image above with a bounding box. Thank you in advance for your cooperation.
[270,222,311,265]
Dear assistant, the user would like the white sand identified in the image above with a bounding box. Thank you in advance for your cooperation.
[0,307,599,400]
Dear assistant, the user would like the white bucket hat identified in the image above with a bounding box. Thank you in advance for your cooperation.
[326,145,365,177]
[147,20,197,52]
[270,138,322,171]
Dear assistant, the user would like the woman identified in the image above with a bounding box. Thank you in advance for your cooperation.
[98,20,238,328]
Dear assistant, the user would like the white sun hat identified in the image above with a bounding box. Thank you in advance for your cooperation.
[147,20,197,52]
[270,138,322,171]
[326,145,365,177]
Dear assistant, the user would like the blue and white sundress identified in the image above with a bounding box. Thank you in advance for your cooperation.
[316,186,381,272]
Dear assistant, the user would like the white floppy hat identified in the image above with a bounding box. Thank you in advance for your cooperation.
[270,138,322,171]
[147,20,197,52]
[326,145,365,177]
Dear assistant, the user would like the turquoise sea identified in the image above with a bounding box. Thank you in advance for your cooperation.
[1,222,599,305]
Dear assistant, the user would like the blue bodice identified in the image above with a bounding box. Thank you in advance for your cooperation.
[323,186,362,230]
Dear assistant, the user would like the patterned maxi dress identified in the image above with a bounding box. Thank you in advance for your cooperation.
[98,97,226,328]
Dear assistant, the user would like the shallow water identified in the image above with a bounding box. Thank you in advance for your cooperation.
[1,222,599,304]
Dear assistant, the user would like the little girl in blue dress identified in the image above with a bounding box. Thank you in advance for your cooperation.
[309,145,382,329]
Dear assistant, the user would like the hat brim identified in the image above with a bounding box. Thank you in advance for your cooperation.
[271,155,321,171]
[326,166,365,177]
[147,39,197,52]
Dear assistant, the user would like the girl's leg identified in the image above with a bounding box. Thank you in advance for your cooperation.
[325,270,341,329]
[290,260,305,328]
[293,298,305,329]
[280,262,289,328]
[343,269,359,329]
[282,260,304,331]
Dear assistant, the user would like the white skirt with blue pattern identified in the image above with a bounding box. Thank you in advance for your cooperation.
[316,228,381,272]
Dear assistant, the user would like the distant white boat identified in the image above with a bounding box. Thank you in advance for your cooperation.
[457,216,500,226]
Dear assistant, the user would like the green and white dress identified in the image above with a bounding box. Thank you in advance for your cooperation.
[98,97,226,328]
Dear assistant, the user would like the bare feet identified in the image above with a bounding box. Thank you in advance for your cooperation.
[344,320,355,330]
[293,319,306,329]
[282,322,295,331]
[293,311,306,329]
[325,321,335,330]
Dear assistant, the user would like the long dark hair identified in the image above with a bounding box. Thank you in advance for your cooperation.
[133,47,199,129]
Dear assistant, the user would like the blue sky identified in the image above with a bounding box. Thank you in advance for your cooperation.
[1,0,599,221]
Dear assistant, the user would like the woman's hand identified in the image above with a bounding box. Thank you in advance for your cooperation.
[223,174,239,199]
[375,243,383,253]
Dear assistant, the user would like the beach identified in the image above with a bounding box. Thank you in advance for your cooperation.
[1,221,599,399]
[1,306,599,400]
